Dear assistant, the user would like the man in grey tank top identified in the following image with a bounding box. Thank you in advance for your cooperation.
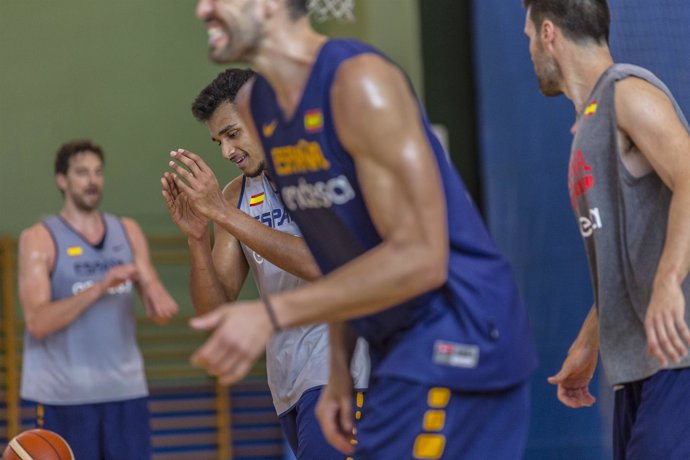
[162,68,368,460]
[17,139,179,459]
[524,1,690,458]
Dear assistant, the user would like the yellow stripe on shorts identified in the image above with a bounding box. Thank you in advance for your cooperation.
[413,433,446,459]
[423,410,446,432]
[427,387,450,408]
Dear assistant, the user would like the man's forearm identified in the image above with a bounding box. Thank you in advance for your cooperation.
[654,180,690,288]
[188,233,229,314]
[211,207,320,281]
[25,282,108,340]
[572,305,600,352]
[328,322,358,373]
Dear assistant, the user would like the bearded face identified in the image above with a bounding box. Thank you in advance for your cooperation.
[58,152,104,212]
[533,38,564,97]
[525,12,564,97]
[198,0,264,64]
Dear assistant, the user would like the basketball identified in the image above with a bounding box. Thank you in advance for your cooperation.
[2,429,74,460]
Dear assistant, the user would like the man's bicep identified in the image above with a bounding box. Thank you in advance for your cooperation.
[616,79,690,189]
[18,227,53,312]
[332,56,447,242]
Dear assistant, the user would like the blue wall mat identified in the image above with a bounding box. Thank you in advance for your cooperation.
[608,0,690,116]
[472,2,605,457]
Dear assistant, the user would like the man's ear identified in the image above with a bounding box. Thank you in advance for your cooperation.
[541,19,557,48]
[56,173,67,192]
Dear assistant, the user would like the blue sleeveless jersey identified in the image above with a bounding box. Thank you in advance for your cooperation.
[250,39,537,390]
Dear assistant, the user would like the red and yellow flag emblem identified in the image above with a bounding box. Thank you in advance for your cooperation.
[249,192,265,207]
[304,109,323,133]
[584,101,597,117]
[263,119,277,138]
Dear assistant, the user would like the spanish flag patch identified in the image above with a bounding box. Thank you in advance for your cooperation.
[66,246,83,256]
[249,192,265,207]
[304,109,324,133]
[584,101,597,117]
[263,119,277,138]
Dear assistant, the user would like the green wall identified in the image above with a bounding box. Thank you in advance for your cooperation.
[0,0,233,235]
[0,0,423,237]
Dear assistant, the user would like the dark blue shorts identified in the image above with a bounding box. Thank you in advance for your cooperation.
[354,377,530,460]
[279,386,364,460]
[613,368,690,460]
[30,397,151,460]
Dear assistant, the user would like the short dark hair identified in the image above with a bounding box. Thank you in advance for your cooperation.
[191,68,256,122]
[54,139,104,175]
[524,0,610,45]
[286,0,309,19]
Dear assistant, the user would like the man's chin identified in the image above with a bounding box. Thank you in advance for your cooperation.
[76,198,101,212]
[209,48,238,65]
[539,83,563,98]
[245,163,265,179]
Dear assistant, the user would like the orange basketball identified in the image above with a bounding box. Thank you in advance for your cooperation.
[2,429,74,460]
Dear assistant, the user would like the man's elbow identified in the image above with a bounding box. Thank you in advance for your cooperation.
[302,264,323,282]
[25,319,51,341]
[429,262,448,290]
[418,254,448,292]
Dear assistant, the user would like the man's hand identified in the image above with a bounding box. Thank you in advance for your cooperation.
[189,301,273,385]
[315,368,356,455]
[161,170,209,240]
[167,149,229,221]
[141,282,179,325]
[645,280,690,367]
[548,342,598,408]
[100,264,138,293]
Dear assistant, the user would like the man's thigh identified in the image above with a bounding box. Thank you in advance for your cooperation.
[36,401,101,460]
[102,397,152,460]
[355,377,530,460]
[619,369,690,460]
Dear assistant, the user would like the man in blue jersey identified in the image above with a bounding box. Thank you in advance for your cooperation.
[162,67,368,460]
[524,1,690,458]
[17,139,179,459]
[180,1,538,458]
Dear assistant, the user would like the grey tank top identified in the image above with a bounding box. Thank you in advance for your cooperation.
[569,64,690,385]
[238,174,368,415]
[21,213,147,404]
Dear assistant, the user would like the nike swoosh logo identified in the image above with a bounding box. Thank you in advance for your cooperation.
[262,119,278,138]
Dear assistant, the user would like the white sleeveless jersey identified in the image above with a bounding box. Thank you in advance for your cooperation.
[20,214,147,404]
[238,174,368,415]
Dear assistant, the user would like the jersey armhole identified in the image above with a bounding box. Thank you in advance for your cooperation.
[41,221,59,278]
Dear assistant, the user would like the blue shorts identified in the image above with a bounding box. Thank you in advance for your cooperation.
[30,397,151,460]
[355,377,530,460]
[279,386,364,460]
[613,368,690,460]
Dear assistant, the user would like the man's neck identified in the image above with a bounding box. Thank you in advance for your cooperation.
[60,205,103,233]
[252,20,327,120]
[559,45,614,114]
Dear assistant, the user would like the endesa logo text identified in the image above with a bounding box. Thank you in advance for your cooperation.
[271,139,357,211]
[282,176,356,211]
[579,207,603,238]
